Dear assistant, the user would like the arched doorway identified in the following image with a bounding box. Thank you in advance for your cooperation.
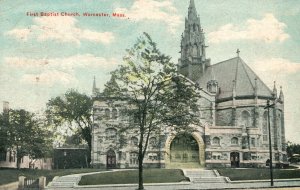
[107,150,116,169]
[170,134,199,163]
[230,152,240,167]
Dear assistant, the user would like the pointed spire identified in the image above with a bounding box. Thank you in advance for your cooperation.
[272,81,277,98]
[189,0,195,8]
[92,76,99,97]
[279,86,284,102]
[178,0,210,80]
[188,0,197,18]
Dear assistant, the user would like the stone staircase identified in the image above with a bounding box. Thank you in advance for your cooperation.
[183,169,227,183]
[47,175,81,189]
[167,162,202,169]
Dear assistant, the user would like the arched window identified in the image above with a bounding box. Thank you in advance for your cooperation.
[105,128,117,140]
[231,137,238,145]
[212,137,220,145]
[130,152,138,165]
[241,111,251,127]
[149,137,156,147]
[262,112,268,141]
[131,137,138,146]
[105,108,110,119]
[112,109,118,119]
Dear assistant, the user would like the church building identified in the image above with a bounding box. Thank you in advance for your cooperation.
[91,0,287,169]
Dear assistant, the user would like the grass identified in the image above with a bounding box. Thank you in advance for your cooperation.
[218,168,300,181]
[0,168,103,185]
[79,169,188,185]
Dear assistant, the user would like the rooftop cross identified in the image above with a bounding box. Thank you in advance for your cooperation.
[236,49,240,57]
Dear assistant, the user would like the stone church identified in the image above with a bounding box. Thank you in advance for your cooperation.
[91,0,287,169]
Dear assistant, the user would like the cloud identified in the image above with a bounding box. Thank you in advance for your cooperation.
[253,58,300,76]
[6,28,31,41]
[208,13,289,44]
[115,0,182,33]
[4,54,118,86]
[251,57,300,87]
[6,17,115,45]
[21,70,75,86]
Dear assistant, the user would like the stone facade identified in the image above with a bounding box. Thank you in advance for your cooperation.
[91,0,287,169]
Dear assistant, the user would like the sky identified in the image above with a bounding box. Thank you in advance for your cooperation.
[0,0,300,143]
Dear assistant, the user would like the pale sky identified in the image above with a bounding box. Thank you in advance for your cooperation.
[0,0,300,143]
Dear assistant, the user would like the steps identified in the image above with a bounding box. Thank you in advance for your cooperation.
[47,175,81,189]
[183,169,227,184]
[167,162,202,169]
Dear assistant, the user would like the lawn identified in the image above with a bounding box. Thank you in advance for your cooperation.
[218,168,300,181]
[79,169,188,185]
[0,168,102,185]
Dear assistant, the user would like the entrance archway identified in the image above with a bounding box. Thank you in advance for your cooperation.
[106,149,116,169]
[170,134,199,163]
[230,152,240,167]
[165,132,205,167]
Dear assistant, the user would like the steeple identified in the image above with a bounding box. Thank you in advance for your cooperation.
[92,76,100,97]
[188,0,197,19]
[272,81,277,98]
[178,0,210,81]
[279,86,284,102]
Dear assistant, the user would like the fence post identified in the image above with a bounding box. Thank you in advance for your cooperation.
[18,176,25,190]
[39,176,46,190]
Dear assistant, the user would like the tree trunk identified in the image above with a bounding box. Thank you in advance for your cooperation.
[82,127,92,167]
[138,128,144,190]
[138,155,144,190]
[16,146,21,169]
[16,156,21,169]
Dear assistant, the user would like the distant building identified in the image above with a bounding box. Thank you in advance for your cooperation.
[53,146,89,169]
[91,0,287,169]
[0,102,52,170]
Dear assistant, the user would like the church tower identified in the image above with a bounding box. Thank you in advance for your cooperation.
[178,0,210,81]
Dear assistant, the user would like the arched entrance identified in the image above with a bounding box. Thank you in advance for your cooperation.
[165,132,205,168]
[170,134,199,163]
[230,152,240,167]
[106,150,116,169]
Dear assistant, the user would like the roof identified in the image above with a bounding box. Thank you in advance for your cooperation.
[197,57,273,101]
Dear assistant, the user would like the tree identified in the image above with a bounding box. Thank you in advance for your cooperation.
[0,113,8,152]
[104,33,200,190]
[46,89,93,164]
[6,109,52,169]
[287,141,300,159]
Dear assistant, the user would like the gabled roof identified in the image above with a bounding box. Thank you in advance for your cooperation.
[197,57,273,100]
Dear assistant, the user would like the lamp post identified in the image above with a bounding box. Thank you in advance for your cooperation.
[264,99,274,186]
